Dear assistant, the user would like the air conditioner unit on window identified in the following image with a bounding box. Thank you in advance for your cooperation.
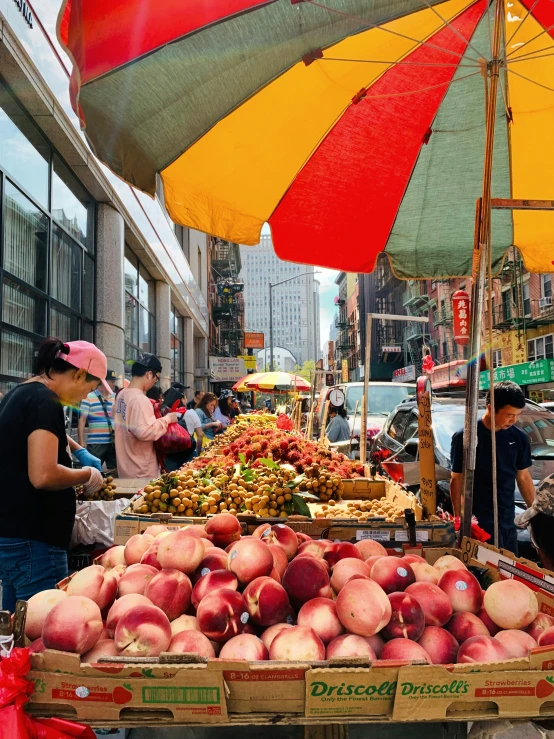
[539,297,553,309]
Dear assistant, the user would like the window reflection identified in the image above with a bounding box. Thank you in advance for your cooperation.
[4,182,48,291]
[0,81,49,207]
[124,247,156,366]
[2,278,46,336]
[52,227,82,313]
[52,155,93,250]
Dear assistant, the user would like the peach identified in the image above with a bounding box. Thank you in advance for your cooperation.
[25,589,68,641]
[335,578,391,637]
[205,513,242,548]
[170,614,200,637]
[157,530,205,574]
[382,592,425,641]
[144,524,168,537]
[296,553,331,573]
[252,523,272,539]
[298,540,328,559]
[67,565,118,614]
[197,589,249,642]
[100,623,110,639]
[168,630,216,658]
[114,604,172,657]
[180,525,209,539]
[296,532,312,545]
[495,629,537,658]
[260,623,294,650]
[106,593,152,637]
[476,607,501,636]
[406,582,452,626]
[380,638,431,662]
[457,635,511,664]
[82,639,120,663]
[418,627,459,665]
[118,564,158,597]
[402,554,426,565]
[262,524,299,561]
[140,539,163,570]
[29,637,45,654]
[364,634,385,658]
[326,634,376,660]
[366,555,385,576]
[43,595,103,654]
[243,576,290,627]
[330,558,371,594]
[538,627,554,647]
[446,612,489,644]
[200,539,215,552]
[192,550,228,583]
[100,545,126,570]
[269,625,325,661]
[267,544,289,578]
[192,570,239,609]
[228,538,274,586]
[124,533,155,565]
[371,556,415,594]
[483,580,539,630]
[297,598,345,644]
[145,569,192,620]
[526,613,554,642]
[219,634,269,660]
[433,555,467,577]
[355,540,387,559]
[411,563,440,585]
[282,557,331,608]
[323,542,362,567]
[438,570,483,614]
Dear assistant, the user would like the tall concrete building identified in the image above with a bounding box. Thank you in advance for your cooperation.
[239,235,320,365]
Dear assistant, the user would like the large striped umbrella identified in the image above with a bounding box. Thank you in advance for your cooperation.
[58,0,554,277]
[244,372,311,391]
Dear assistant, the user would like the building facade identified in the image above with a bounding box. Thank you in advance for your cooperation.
[208,238,244,359]
[239,235,320,365]
[0,2,209,396]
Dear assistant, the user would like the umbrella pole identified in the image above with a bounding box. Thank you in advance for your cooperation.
[461,0,503,541]
[360,314,372,466]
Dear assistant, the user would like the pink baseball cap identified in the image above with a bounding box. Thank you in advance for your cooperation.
[56,341,112,394]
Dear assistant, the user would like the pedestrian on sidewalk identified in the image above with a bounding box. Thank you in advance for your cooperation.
[78,368,118,472]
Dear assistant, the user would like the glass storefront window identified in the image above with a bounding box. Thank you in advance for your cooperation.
[4,182,48,292]
[52,227,82,313]
[52,155,94,251]
[0,328,37,380]
[51,306,80,341]
[170,305,184,384]
[0,81,49,208]
[2,278,46,336]
[124,248,156,365]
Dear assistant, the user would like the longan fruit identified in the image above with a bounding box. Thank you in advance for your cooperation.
[276,496,285,505]
[185,508,194,517]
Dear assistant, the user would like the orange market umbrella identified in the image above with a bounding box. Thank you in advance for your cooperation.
[232,373,264,392]
[244,372,311,392]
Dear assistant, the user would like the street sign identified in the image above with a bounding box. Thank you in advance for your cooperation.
[244,332,264,349]
[479,358,554,390]
[325,372,335,387]
[393,365,416,382]
[239,355,257,370]
[452,290,470,346]
[329,388,345,407]
[342,359,349,382]
[417,376,437,517]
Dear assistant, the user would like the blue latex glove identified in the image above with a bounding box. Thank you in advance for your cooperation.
[74,448,102,472]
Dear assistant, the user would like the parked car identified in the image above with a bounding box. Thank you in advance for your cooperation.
[314,382,416,454]
[541,402,554,412]
[371,396,554,558]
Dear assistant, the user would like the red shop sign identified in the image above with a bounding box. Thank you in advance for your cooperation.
[452,290,470,346]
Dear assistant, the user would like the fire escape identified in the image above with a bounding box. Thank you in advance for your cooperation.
[209,239,245,357]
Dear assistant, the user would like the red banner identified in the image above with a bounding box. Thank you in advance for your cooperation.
[452,290,470,346]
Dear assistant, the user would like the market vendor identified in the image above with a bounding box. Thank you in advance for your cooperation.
[0,338,108,611]
[113,353,179,479]
[516,474,554,570]
[450,381,535,553]
[326,405,351,443]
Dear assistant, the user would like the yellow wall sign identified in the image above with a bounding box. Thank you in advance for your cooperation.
[239,355,257,370]
[342,359,349,382]
[417,376,437,516]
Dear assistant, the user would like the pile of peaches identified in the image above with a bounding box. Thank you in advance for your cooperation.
[24,513,552,666]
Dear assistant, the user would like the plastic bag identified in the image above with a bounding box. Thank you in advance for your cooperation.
[276,413,293,431]
[153,400,191,453]
[0,647,95,739]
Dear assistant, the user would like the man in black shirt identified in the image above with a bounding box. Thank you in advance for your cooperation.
[187,389,204,410]
[450,381,535,553]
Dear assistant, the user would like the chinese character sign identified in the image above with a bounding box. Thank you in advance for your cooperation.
[452,290,470,346]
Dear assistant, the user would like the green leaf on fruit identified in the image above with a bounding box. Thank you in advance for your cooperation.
[292,494,312,517]
[286,474,306,489]
[242,469,255,482]
[295,490,320,501]
[259,458,280,470]
[239,453,246,465]
[284,500,293,514]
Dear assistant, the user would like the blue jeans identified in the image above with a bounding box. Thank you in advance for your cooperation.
[0,538,68,612]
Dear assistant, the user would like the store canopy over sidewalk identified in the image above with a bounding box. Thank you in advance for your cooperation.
[59,0,554,277]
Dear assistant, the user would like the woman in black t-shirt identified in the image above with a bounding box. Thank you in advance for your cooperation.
[0,338,110,612]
